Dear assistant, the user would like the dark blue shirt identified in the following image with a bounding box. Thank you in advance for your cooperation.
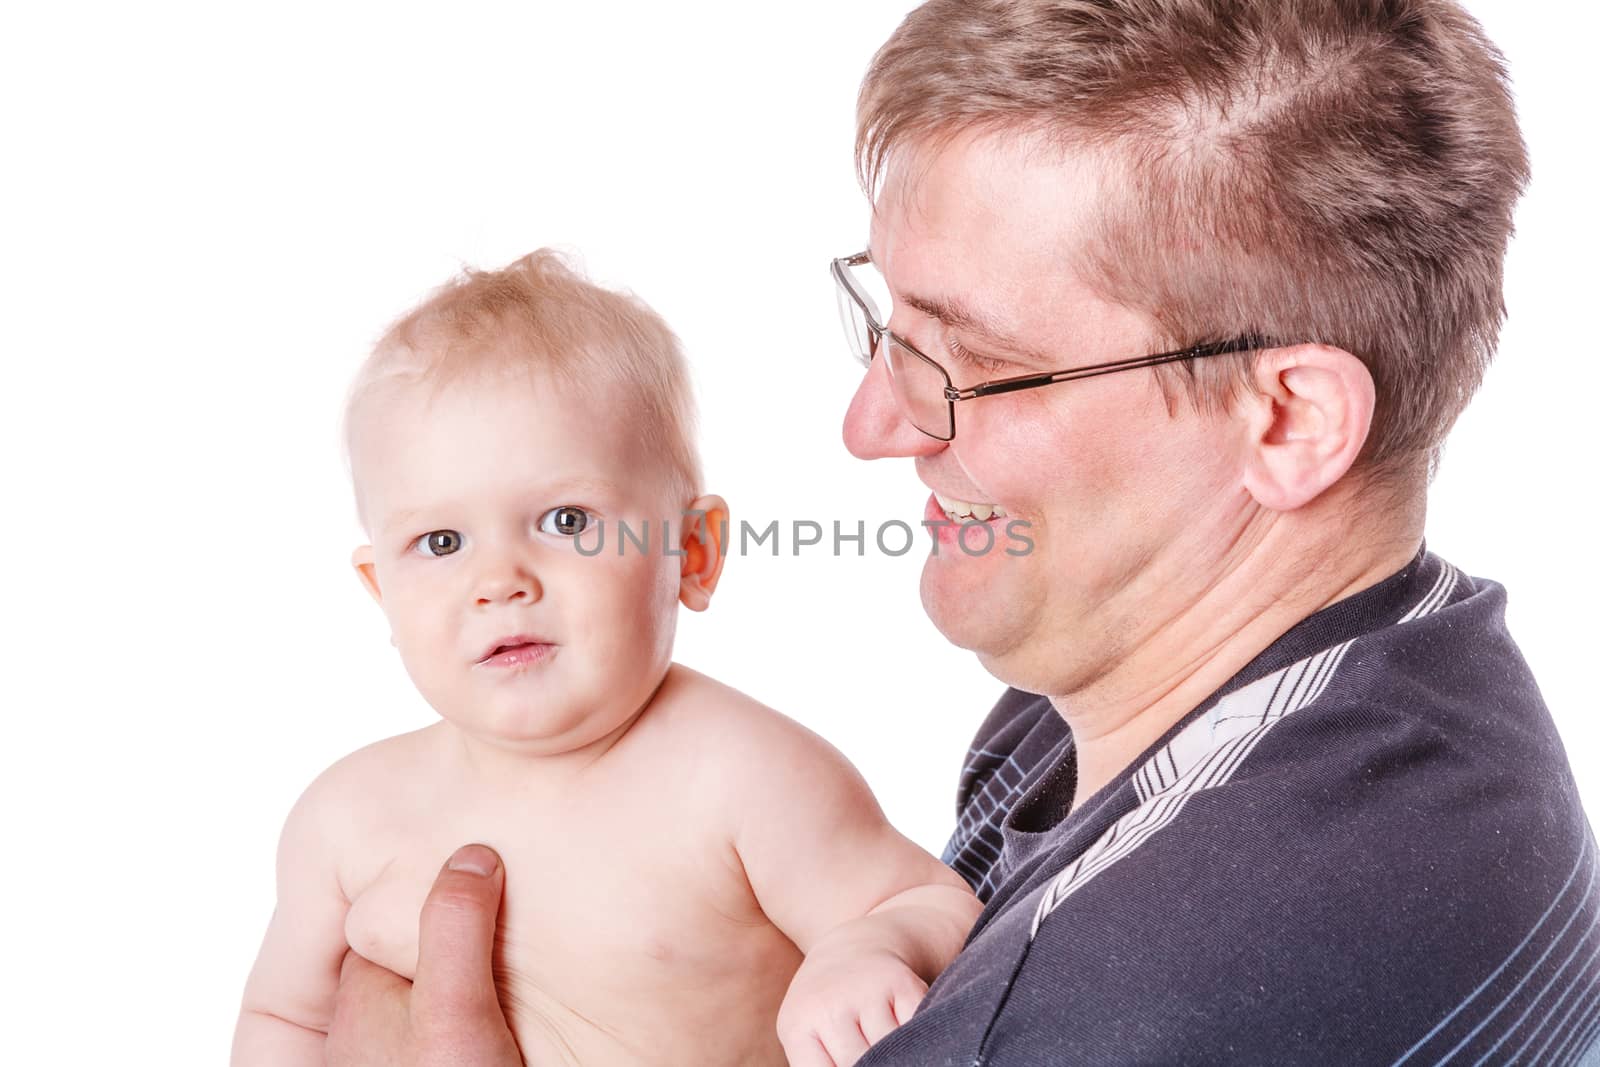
[863,549,1600,1066]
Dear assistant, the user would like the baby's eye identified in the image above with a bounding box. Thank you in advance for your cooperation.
[414,530,463,557]
[538,506,591,537]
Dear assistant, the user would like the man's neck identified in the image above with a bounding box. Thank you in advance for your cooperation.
[1051,483,1424,813]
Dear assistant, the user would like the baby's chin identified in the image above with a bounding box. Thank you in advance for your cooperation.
[438,702,645,761]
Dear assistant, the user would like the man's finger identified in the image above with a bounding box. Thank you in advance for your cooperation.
[412,843,506,1023]
[328,950,412,1064]
[338,948,411,997]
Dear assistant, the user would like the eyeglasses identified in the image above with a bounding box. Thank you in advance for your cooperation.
[831,250,1266,441]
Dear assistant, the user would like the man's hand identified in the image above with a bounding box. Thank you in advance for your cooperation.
[776,917,930,1067]
[326,844,523,1067]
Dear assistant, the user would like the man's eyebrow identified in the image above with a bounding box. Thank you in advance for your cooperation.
[897,292,1046,362]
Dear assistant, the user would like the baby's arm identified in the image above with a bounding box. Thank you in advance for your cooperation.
[724,710,982,1066]
[230,770,353,1066]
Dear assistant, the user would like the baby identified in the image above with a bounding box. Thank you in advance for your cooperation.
[231,250,980,1067]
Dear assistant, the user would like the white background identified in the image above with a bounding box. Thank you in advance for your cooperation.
[2,1,1594,1062]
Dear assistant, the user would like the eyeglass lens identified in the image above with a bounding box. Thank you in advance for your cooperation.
[834,283,877,368]
[883,339,953,440]
[836,266,954,440]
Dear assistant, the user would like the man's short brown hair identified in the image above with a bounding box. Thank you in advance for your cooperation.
[857,0,1529,476]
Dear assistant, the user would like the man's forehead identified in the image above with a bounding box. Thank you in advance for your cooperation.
[868,134,1110,328]
[871,129,1107,249]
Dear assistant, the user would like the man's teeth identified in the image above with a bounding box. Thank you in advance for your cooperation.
[935,492,1007,521]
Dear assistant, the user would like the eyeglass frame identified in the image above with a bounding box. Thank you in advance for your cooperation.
[831,250,1269,442]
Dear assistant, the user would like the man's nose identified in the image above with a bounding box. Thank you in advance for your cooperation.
[473,552,541,607]
[841,349,947,460]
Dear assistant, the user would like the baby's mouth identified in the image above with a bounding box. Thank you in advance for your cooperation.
[476,634,554,664]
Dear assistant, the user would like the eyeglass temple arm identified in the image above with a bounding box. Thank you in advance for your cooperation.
[945,336,1267,401]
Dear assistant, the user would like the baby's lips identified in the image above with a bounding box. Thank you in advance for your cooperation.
[475,633,554,663]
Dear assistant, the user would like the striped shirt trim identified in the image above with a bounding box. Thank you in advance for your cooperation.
[1028,560,1460,940]
[945,749,1036,897]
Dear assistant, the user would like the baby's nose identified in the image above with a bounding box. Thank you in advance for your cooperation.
[474,565,541,606]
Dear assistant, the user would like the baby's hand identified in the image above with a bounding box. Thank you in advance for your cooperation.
[776,917,931,1067]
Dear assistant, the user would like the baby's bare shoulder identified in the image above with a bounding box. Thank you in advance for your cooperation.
[279,724,481,902]
[642,664,865,792]
[307,726,439,805]
[284,726,447,864]
[648,664,803,741]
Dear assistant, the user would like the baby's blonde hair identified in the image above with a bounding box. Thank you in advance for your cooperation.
[344,249,702,526]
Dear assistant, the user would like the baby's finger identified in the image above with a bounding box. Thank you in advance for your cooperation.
[822,1019,871,1067]
[781,1031,837,1067]
[891,975,930,1027]
[859,995,902,1045]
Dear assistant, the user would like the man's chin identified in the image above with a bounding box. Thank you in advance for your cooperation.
[921,566,1013,655]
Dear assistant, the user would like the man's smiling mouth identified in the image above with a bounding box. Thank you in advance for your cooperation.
[935,492,1009,523]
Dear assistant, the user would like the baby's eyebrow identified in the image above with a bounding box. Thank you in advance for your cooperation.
[381,507,422,535]
[544,477,623,497]
[377,480,625,534]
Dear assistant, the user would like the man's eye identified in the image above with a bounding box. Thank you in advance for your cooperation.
[948,338,1005,373]
[414,530,463,557]
[538,506,591,537]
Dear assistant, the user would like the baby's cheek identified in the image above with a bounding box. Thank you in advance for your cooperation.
[589,565,677,665]
[611,551,678,612]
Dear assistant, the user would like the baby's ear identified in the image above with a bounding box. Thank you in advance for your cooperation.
[678,495,729,612]
[351,545,384,605]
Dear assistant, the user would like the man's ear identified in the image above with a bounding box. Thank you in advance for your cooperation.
[351,544,384,605]
[1240,344,1375,512]
[678,495,729,612]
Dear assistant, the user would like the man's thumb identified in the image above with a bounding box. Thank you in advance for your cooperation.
[412,843,507,1023]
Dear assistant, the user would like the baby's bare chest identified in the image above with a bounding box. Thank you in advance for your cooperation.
[342,796,798,1065]
[344,800,766,984]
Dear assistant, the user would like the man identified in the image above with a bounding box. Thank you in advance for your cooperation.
[329,0,1598,1063]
